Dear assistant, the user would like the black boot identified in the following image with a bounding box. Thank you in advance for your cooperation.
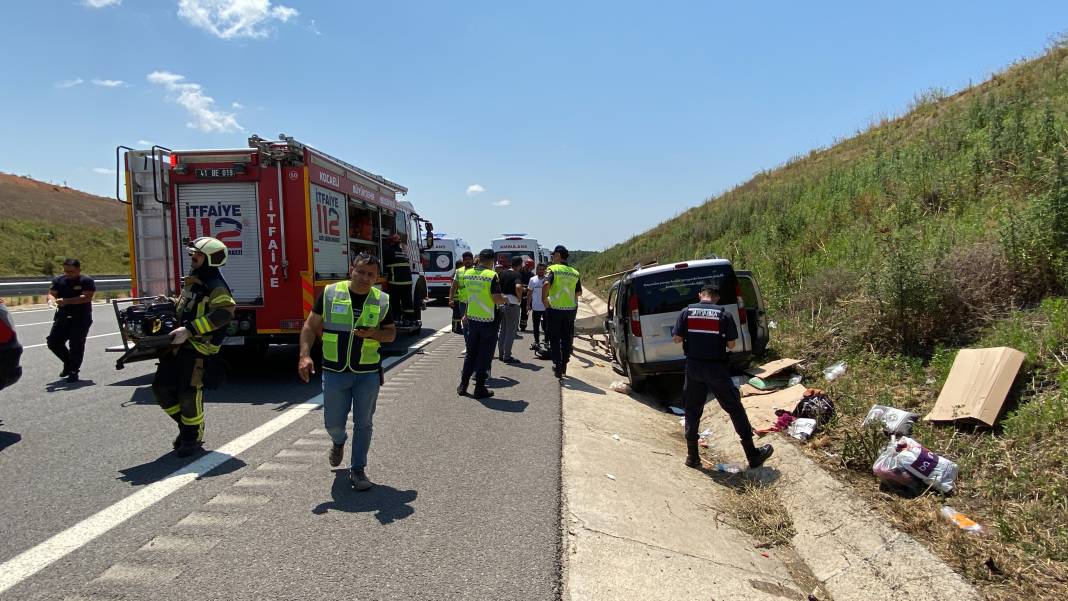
[741,438,774,469]
[684,439,702,469]
[472,381,494,399]
[169,413,183,450]
[457,379,469,396]
[176,424,204,458]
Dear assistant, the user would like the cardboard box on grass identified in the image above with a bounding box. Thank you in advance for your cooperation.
[925,347,1025,426]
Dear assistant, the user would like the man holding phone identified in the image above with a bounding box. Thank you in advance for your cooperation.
[298,254,396,491]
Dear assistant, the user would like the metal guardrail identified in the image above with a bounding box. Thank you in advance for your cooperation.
[0,275,131,296]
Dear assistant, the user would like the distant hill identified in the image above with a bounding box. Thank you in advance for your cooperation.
[0,172,129,276]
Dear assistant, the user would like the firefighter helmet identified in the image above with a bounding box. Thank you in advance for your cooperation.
[188,237,228,267]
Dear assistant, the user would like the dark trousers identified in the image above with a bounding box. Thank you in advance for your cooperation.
[391,282,414,322]
[532,310,545,345]
[546,308,577,369]
[683,358,753,443]
[461,320,498,385]
[46,314,92,374]
[152,347,207,442]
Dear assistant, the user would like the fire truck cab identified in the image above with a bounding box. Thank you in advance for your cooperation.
[113,135,432,360]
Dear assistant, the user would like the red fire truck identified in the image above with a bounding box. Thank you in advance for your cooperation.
[112,135,432,358]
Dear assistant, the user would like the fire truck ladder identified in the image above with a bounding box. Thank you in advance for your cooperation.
[116,145,176,297]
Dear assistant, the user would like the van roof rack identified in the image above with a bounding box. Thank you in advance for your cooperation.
[596,260,658,281]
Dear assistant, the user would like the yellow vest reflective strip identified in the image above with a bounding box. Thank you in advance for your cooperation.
[461,267,496,322]
[547,264,580,310]
[321,281,389,372]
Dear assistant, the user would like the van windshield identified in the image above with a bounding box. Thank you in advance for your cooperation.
[634,265,736,315]
[425,251,455,273]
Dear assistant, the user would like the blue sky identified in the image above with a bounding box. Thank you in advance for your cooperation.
[1,1,1066,252]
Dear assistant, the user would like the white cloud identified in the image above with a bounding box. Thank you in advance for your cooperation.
[492,199,512,207]
[83,0,121,7]
[55,78,85,88]
[177,0,298,39]
[231,101,243,109]
[91,78,126,87]
[147,70,243,133]
[466,184,486,196]
[307,18,322,36]
[92,167,116,174]
[137,139,153,146]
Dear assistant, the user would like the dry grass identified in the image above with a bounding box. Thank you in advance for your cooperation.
[716,478,798,549]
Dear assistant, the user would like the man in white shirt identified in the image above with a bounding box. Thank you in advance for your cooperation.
[526,263,548,350]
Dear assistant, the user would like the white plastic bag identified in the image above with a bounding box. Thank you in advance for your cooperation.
[787,418,817,441]
[610,380,631,394]
[872,436,958,493]
[862,404,919,435]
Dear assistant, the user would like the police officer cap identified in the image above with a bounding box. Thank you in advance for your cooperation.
[700,282,721,296]
[553,245,569,258]
[479,248,496,260]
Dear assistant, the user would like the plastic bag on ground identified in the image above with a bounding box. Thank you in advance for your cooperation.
[872,436,959,493]
[787,418,817,441]
[610,380,631,394]
[863,404,919,435]
[940,506,983,534]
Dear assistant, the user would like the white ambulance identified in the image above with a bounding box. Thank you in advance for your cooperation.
[423,234,472,302]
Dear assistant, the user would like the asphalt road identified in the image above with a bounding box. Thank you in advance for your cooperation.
[0,302,562,600]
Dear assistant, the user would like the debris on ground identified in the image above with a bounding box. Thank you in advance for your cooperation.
[822,360,847,382]
[925,347,1025,426]
[755,411,796,436]
[740,384,807,430]
[872,436,959,494]
[793,388,835,426]
[698,428,713,448]
[605,473,616,481]
[669,406,685,415]
[787,417,817,441]
[609,380,631,394]
[748,376,790,390]
[746,358,802,380]
[714,463,742,473]
[863,404,919,435]
[940,506,983,534]
[611,433,620,441]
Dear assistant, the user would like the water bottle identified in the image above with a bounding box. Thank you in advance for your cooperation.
[714,463,742,474]
[823,361,847,382]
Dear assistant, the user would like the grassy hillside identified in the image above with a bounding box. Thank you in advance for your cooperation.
[578,41,1068,600]
[0,173,128,276]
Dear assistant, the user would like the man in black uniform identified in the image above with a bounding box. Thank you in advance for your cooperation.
[673,283,773,470]
[383,234,414,326]
[47,258,95,383]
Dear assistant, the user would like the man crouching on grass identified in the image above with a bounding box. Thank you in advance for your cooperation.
[298,254,396,491]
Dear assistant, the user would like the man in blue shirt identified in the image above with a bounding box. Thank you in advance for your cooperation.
[673,283,773,470]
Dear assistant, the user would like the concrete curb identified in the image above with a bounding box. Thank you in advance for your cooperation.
[561,291,980,601]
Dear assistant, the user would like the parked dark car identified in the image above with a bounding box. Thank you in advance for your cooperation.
[0,302,23,391]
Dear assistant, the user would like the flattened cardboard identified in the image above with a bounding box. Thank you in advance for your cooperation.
[925,347,1025,426]
[742,384,807,430]
[745,358,802,380]
[740,384,777,397]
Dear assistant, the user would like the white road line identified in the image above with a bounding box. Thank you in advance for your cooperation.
[0,322,453,595]
[0,394,324,595]
[21,332,121,350]
[14,320,56,328]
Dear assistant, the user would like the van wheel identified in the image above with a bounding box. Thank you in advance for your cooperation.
[625,361,647,392]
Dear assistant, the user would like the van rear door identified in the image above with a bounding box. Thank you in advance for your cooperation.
[634,264,749,363]
[736,270,769,356]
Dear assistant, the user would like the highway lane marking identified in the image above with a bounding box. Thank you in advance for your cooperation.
[21,331,121,350]
[0,323,453,595]
[14,320,57,327]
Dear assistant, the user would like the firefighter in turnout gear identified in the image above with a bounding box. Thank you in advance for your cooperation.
[153,237,235,457]
[384,233,415,326]
[672,283,773,470]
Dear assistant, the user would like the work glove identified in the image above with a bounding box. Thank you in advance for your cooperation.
[170,326,191,345]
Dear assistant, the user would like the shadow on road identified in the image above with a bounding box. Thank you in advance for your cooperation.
[0,427,21,452]
[475,395,529,413]
[45,378,96,393]
[311,469,417,525]
[486,376,518,390]
[117,452,247,486]
[561,377,606,395]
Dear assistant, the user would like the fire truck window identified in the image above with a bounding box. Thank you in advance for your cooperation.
[348,203,380,258]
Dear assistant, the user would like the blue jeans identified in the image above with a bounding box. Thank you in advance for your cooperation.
[322,370,380,470]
